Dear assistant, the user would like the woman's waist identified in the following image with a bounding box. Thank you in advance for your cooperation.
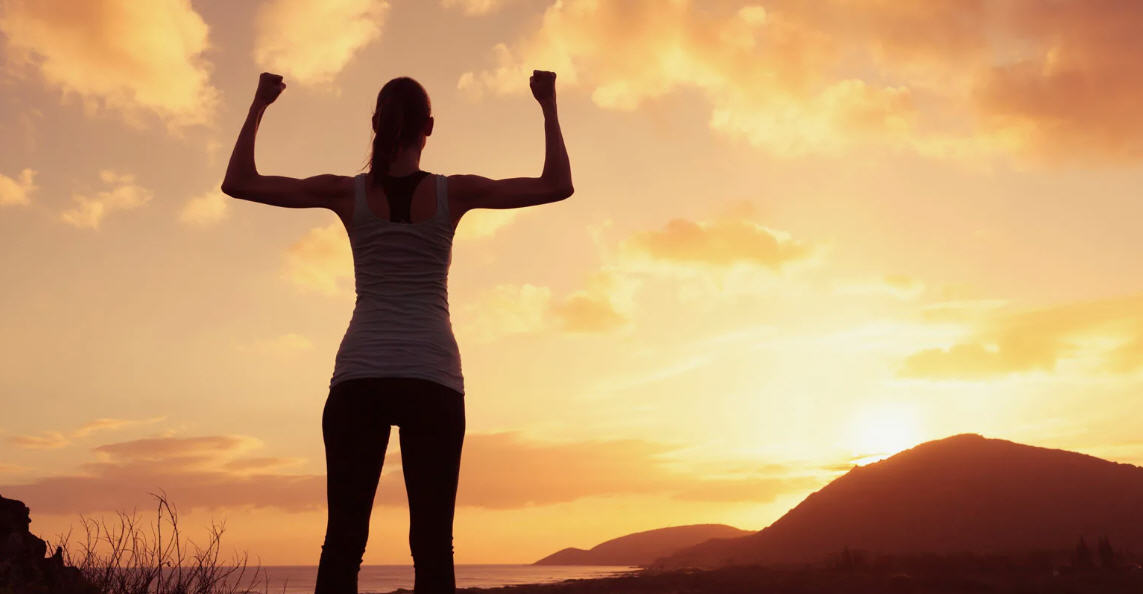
[341,315,458,341]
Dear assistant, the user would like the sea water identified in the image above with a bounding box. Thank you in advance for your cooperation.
[234,564,641,593]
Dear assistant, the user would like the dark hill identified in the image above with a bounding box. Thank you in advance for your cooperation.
[655,434,1143,569]
[534,524,750,566]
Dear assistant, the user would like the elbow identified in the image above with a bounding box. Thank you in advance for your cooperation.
[221,178,249,199]
[554,184,574,201]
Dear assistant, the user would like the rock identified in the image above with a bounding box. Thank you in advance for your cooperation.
[0,493,99,594]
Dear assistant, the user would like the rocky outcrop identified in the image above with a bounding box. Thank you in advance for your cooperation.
[0,493,98,594]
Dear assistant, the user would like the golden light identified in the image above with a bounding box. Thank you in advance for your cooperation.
[848,402,923,465]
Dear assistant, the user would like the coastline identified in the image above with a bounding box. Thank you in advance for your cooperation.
[434,563,1143,594]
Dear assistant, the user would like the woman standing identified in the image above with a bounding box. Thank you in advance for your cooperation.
[222,69,573,594]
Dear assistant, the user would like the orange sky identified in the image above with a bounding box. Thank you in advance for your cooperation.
[2,0,1142,565]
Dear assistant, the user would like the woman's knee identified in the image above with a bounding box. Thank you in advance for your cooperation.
[408,524,454,560]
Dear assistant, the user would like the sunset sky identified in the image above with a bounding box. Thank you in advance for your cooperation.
[2,0,1142,565]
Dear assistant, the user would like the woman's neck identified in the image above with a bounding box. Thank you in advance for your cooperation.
[387,148,422,176]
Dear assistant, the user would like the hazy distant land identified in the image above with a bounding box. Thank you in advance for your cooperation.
[8,433,1143,594]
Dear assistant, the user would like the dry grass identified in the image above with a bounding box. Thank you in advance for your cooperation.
[47,491,282,594]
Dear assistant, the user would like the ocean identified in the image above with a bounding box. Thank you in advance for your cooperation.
[236,564,642,593]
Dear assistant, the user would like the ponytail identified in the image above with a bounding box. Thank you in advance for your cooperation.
[369,77,431,182]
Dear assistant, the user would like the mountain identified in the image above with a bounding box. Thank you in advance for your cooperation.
[655,434,1143,569]
[534,524,751,566]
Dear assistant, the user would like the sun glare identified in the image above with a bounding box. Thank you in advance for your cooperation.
[848,403,923,465]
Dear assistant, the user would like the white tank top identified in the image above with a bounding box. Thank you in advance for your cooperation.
[329,172,464,394]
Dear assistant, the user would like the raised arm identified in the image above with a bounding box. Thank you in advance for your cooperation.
[449,70,574,214]
[221,72,352,210]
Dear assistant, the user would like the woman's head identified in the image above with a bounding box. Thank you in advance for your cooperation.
[370,77,433,176]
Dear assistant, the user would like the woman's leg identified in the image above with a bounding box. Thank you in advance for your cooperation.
[398,380,465,594]
[315,379,393,594]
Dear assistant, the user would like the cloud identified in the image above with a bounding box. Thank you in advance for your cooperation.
[2,435,323,513]
[0,168,36,206]
[0,0,218,128]
[385,432,820,509]
[456,283,553,341]
[254,0,388,85]
[833,274,926,300]
[974,1,1143,160]
[6,431,69,450]
[550,292,627,333]
[549,271,631,333]
[93,435,261,464]
[179,190,229,226]
[457,1,922,155]
[72,417,165,439]
[455,273,630,342]
[455,208,520,241]
[899,293,1143,379]
[281,222,353,295]
[6,416,165,450]
[459,0,1143,161]
[1,432,818,513]
[456,209,813,341]
[60,170,152,229]
[620,217,813,271]
[440,0,518,15]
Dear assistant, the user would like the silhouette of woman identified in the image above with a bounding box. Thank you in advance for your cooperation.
[222,70,573,594]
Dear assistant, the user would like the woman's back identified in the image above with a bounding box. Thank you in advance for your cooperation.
[329,172,464,394]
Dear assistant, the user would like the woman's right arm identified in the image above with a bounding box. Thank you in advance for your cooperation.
[449,70,574,214]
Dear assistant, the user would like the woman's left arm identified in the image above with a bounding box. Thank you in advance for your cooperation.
[221,72,351,209]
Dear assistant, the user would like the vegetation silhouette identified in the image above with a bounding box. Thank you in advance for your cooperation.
[0,491,273,594]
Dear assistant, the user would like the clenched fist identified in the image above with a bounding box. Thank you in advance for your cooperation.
[255,72,286,106]
[530,70,557,106]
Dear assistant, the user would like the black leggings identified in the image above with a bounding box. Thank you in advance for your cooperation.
[315,377,465,594]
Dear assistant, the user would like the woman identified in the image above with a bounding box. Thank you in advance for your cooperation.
[221,70,573,594]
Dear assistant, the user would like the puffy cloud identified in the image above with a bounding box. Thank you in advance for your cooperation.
[0,0,217,128]
[456,209,813,341]
[549,270,632,333]
[899,293,1143,379]
[975,1,1143,160]
[457,0,923,155]
[620,217,813,270]
[254,0,388,85]
[1,432,818,513]
[460,0,1143,161]
[60,170,152,229]
[454,208,520,241]
[0,168,36,206]
[550,292,626,333]
[179,190,229,226]
[455,273,630,342]
[281,222,353,296]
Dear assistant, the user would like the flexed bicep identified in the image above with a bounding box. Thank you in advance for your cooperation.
[222,173,353,210]
[448,174,573,213]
